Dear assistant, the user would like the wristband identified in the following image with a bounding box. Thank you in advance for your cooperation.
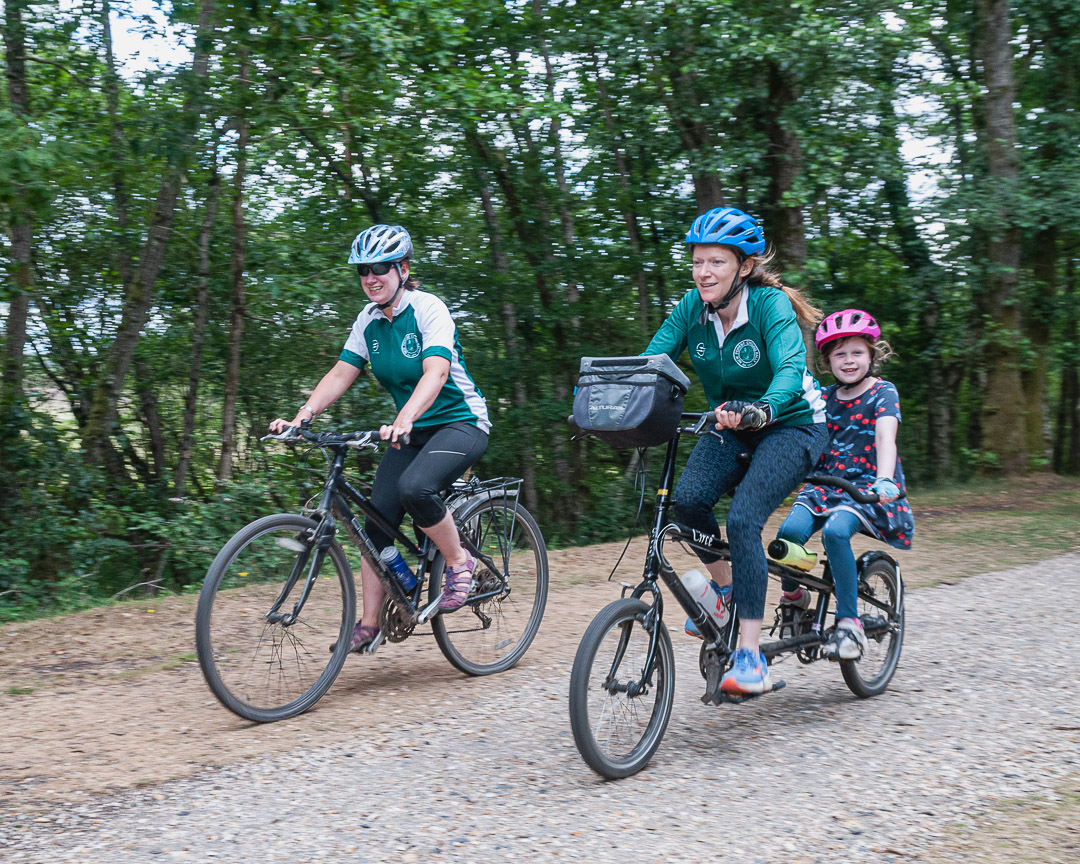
[299,405,316,419]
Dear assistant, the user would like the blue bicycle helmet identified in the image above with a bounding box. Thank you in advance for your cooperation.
[685,207,765,257]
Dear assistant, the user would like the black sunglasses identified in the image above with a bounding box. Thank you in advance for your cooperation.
[356,262,397,277]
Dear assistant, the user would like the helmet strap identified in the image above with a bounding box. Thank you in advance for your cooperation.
[376,263,406,311]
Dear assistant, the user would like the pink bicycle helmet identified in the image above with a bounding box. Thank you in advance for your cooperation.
[815,308,881,352]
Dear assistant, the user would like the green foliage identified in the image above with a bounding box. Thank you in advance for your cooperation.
[2,0,1078,618]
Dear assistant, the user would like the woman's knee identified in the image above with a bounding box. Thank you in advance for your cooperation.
[398,478,443,525]
[726,505,765,542]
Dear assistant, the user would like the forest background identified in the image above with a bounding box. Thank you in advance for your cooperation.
[2,0,1078,619]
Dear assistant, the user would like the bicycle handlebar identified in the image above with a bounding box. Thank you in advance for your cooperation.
[804,474,906,504]
[261,426,410,449]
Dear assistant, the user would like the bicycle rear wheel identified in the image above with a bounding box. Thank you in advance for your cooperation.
[841,556,903,698]
[569,598,675,779]
[430,496,548,675]
[195,514,356,723]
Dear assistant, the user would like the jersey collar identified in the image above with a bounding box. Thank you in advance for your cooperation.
[710,286,749,348]
[371,288,414,321]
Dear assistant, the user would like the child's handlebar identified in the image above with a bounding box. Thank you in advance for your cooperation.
[805,474,906,504]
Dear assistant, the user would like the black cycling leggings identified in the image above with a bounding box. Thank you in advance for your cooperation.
[365,421,489,551]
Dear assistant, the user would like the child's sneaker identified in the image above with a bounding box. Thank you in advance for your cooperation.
[821,617,868,660]
[719,647,773,695]
[779,587,811,609]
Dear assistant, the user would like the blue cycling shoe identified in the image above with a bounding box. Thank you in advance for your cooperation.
[720,647,773,695]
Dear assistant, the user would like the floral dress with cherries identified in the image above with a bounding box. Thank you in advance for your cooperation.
[792,380,914,549]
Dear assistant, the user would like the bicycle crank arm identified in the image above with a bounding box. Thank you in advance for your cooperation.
[416,596,443,625]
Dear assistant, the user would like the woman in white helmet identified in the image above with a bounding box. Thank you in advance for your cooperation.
[270,224,490,651]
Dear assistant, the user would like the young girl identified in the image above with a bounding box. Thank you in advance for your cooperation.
[773,309,914,660]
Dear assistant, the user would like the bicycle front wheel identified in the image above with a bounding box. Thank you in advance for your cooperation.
[195,514,356,723]
[841,556,903,698]
[430,496,548,675]
[569,598,675,779]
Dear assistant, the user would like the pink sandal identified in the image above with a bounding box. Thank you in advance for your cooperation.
[439,553,476,611]
[330,623,381,654]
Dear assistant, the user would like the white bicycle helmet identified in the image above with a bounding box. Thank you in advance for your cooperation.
[347,224,413,264]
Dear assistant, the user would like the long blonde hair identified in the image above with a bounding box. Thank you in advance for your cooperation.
[745,248,822,326]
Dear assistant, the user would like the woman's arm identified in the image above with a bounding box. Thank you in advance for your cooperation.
[269,361,362,431]
[643,292,690,359]
[382,356,452,444]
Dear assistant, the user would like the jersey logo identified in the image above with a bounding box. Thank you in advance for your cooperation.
[733,339,760,369]
[695,342,706,358]
[371,339,379,353]
[401,332,421,359]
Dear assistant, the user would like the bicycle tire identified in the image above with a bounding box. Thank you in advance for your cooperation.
[840,557,903,698]
[429,496,548,676]
[195,513,356,723]
[569,598,675,779]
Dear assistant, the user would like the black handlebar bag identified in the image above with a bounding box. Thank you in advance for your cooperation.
[573,355,691,448]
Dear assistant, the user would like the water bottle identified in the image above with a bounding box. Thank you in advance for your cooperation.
[767,539,818,571]
[379,546,417,591]
[680,569,731,628]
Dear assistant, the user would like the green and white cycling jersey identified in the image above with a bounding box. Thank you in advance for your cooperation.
[339,289,490,432]
[645,286,825,428]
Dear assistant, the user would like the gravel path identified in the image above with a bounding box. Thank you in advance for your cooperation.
[3,554,1079,863]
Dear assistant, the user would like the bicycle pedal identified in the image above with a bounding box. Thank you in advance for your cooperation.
[716,679,786,705]
[361,631,385,655]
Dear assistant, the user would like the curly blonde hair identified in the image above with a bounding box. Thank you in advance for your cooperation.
[817,334,896,378]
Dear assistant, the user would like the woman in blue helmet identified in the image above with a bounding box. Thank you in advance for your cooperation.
[270,225,490,651]
[644,207,828,695]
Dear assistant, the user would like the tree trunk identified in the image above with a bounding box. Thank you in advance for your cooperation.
[877,66,958,477]
[218,50,249,483]
[1053,251,1079,474]
[82,0,217,468]
[1023,226,1055,465]
[662,28,725,211]
[3,0,32,409]
[592,51,651,335]
[975,0,1027,473]
[174,154,222,496]
[474,173,539,513]
[134,358,166,483]
[101,0,133,287]
[764,61,806,272]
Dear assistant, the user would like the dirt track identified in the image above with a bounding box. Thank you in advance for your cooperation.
[2,528,1079,862]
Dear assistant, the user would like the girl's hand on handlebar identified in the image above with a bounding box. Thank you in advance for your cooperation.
[870,477,900,504]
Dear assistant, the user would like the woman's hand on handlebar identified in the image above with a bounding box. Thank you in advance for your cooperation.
[714,400,771,431]
[268,417,295,434]
[381,415,413,449]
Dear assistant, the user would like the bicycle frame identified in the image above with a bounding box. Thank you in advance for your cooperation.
[267,440,521,628]
[606,413,902,697]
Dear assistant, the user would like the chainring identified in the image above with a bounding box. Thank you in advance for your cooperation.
[378,595,417,643]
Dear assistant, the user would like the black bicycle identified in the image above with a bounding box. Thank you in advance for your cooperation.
[196,425,549,723]
[568,412,904,778]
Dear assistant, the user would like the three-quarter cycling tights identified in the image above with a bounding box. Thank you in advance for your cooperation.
[776,505,862,621]
[364,421,488,552]
[673,423,828,620]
